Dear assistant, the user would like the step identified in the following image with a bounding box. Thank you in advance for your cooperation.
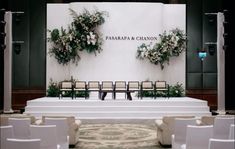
[25,106,209,112]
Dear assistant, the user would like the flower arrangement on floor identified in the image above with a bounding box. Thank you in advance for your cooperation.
[47,79,60,97]
[48,9,108,65]
[136,28,186,69]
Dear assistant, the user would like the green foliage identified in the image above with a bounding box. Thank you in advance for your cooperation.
[169,82,185,97]
[48,9,108,65]
[75,91,89,97]
[48,27,81,65]
[137,28,186,69]
[47,79,60,97]
[61,91,89,97]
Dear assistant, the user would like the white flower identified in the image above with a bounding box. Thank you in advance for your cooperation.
[69,34,73,41]
[87,32,97,45]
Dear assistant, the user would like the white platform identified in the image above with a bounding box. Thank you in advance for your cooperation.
[24,97,211,119]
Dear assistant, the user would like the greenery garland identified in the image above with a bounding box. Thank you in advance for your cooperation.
[48,9,108,65]
[136,28,186,69]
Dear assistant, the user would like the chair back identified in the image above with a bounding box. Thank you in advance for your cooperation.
[74,81,86,90]
[45,118,69,146]
[6,138,40,149]
[185,125,213,149]
[213,117,235,139]
[101,81,113,90]
[61,82,73,89]
[115,81,126,90]
[0,125,14,149]
[128,81,140,90]
[30,125,58,149]
[87,81,100,90]
[209,138,235,149]
[8,118,31,139]
[155,81,167,89]
[142,81,153,90]
[229,124,235,139]
[173,118,197,143]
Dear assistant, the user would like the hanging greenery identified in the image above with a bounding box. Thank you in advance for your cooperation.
[48,9,108,65]
[136,28,186,69]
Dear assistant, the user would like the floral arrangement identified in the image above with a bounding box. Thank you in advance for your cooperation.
[47,79,60,97]
[48,9,107,65]
[136,28,186,69]
[168,82,185,97]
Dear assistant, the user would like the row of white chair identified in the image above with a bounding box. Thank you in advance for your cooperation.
[171,117,235,149]
[0,117,69,149]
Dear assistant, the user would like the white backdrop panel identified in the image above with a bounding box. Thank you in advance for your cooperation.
[47,3,185,89]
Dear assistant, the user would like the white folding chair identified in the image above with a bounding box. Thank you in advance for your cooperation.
[0,125,14,149]
[6,138,40,149]
[213,117,235,139]
[45,118,69,149]
[30,125,60,149]
[171,118,197,149]
[8,118,31,139]
[181,125,213,149]
[229,124,235,139]
[209,138,235,149]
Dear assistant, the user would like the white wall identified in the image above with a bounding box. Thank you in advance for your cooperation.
[47,3,186,88]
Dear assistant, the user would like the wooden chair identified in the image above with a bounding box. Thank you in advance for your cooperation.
[60,81,73,99]
[114,81,127,99]
[87,81,100,99]
[101,81,114,100]
[74,81,87,99]
[155,81,169,98]
[141,81,154,99]
[128,81,140,99]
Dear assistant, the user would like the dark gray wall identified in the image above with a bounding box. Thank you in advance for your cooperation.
[10,0,46,89]
[186,0,235,109]
[186,0,220,90]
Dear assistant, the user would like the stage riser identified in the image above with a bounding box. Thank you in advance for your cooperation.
[24,97,211,119]
[25,106,209,112]
[26,99,208,107]
[25,112,211,119]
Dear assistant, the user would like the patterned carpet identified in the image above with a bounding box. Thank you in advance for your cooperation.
[74,124,170,149]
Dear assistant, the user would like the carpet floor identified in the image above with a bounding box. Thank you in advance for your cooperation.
[73,124,171,149]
